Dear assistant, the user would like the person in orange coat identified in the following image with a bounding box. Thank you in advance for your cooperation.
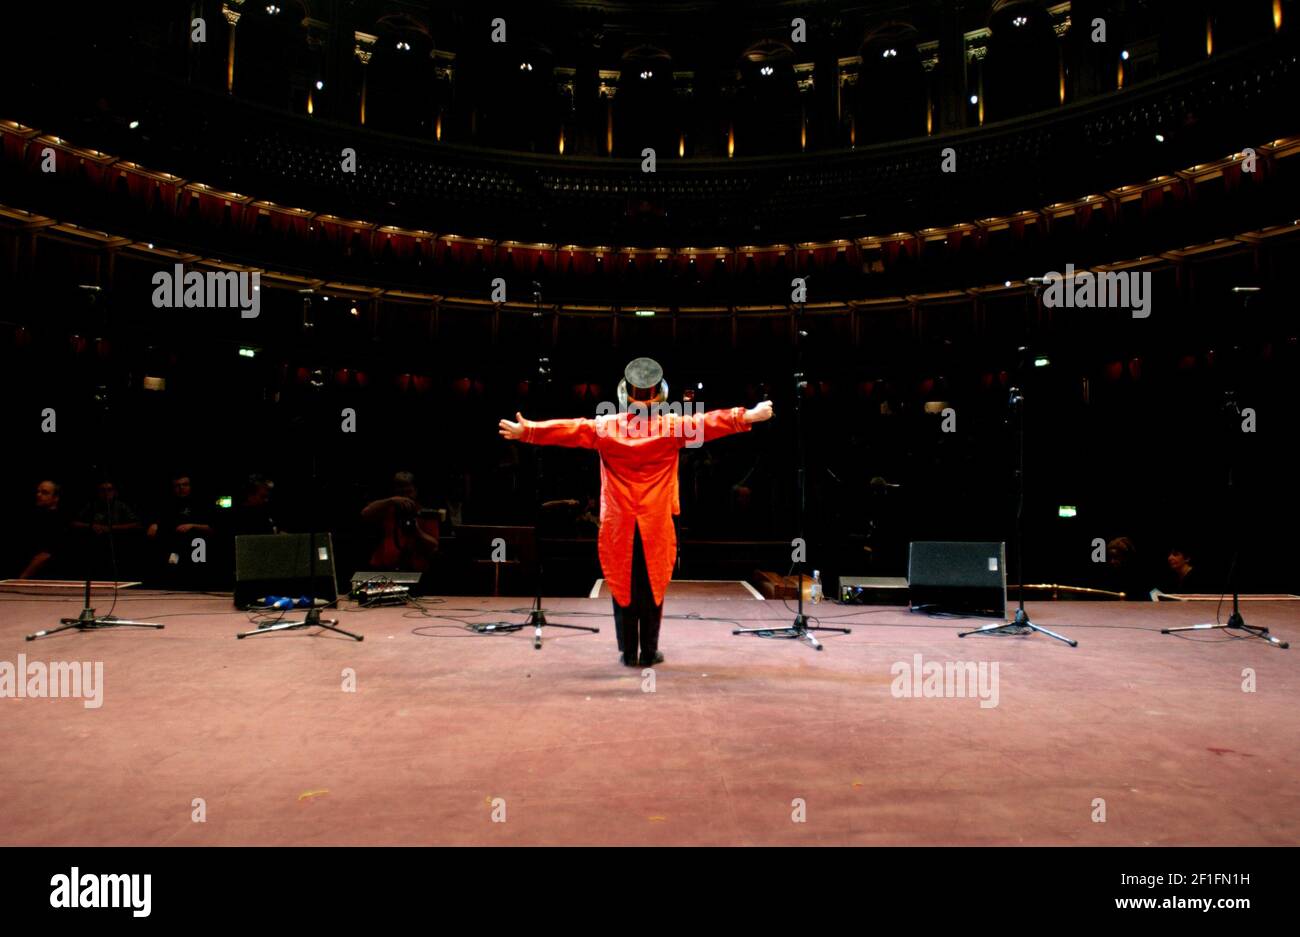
[499,357,773,667]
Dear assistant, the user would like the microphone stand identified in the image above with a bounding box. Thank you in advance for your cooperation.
[1162,290,1288,648]
[959,330,1075,646]
[27,332,162,640]
[734,284,850,649]
[496,284,599,648]
[238,299,361,641]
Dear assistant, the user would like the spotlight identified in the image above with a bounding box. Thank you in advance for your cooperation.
[760,65,774,76]
[1012,15,1028,27]
[265,4,280,14]
[315,79,324,90]
[519,62,533,71]
[128,120,140,130]
[882,48,897,58]
[1154,133,1165,143]
[396,40,411,51]
[1121,50,1130,60]
[640,69,653,80]
[969,94,979,105]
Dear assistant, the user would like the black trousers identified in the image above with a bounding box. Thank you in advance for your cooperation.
[612,524,663,665]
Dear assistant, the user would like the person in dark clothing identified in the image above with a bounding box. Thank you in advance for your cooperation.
[226,474,279,537]
[69,479,143,581]
[17,479,68,579]
[1162,543,1207,594]
[147,474,215,587]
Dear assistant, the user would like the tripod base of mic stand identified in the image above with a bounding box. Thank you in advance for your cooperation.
[734,613,851,651]
[1162,611,1289,648]
[475,608,601,648]
[237,607,363,641]
[959,606,1077,647]
[26,607,164,641]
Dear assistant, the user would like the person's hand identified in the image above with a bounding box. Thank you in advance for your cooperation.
[498,412,527,440]
[389,497,419,514]
[146,523,159,539]
[744,400,774,424]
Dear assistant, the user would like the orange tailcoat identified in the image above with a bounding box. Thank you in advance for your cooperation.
[523,407,751,606]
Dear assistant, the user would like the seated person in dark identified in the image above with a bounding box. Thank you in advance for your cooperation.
[147,473,215,585]
[69,479,144,580]
[360,471,440,571]
[225,474,280,537]
[1161,543,1207,594]
[17,479,68,579]
[1104,536,1153,601]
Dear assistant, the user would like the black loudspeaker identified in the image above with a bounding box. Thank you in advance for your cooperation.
[908,541,1007,617]
[234,533,338,610]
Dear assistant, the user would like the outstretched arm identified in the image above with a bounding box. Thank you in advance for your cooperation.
[681,400,773,445]
[498,412,599,449]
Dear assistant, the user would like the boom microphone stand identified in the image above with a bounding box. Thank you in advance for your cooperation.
[735,281,850,650]
[238,298,361,641]
[496,283,599,648]
[1162,288,1288,649]
[959,340,1076,646]
[27,291,162,642]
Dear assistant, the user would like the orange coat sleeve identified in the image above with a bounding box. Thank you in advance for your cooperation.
[523,417,599,449]
[678,406,751,446]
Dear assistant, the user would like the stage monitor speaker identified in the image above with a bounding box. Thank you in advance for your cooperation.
[908,541,1007,617]
[234,533,338,610]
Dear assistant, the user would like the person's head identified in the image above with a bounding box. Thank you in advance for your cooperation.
[1107,536,1136,567]
[1167,545,1193,571]
[392,471,418,500]
[94,480,117,503]
[171,475,192,499]
[242,474,272,507]
[35,479,60,510]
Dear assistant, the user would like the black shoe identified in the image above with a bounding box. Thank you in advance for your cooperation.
[619,653,640,667]
[639,650,664,666]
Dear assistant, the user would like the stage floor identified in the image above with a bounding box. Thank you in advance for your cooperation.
[2,591,1296,846]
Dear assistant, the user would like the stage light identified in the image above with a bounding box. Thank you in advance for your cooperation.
[1013,16,1028,27]
[1121,50,1130,61]
[1058,505,1077,518]
[882,48,897,58]
[350,305,359,316]
[216,495,233,509]
[316,80,324,90]
[519,62,533,71]
[238,347,256,358]
[1154,133,1165,142]
[396,41,411,51]
[1034,356,1050,368]
[640,70,653,80]
[760,65,774,75]
[1004,280,1012,287]
[142,376,166,392]
[634,310,655,317]
[128,120,140,130]
[969,94,979,105]
[697,382,703,389]
[265,4,280,14]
